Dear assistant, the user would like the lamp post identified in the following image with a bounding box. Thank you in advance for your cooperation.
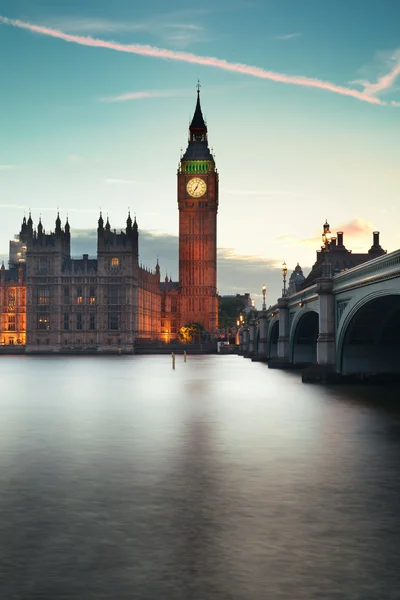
[322,220,332,277]
[282,261,288,296]
[262,284,266,311]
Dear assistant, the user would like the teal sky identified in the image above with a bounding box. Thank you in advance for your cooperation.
[1,0,399,304]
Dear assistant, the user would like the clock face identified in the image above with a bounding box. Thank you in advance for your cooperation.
[186,177,207,198]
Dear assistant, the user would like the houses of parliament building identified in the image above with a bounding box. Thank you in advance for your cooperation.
[0,90,219,351]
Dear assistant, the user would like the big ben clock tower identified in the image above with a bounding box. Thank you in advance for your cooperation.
[178,86,219,334]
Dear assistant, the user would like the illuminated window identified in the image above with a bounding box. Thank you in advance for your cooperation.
[77,285,83,304]
[37,314,49,331]
[38,288,49,305]
[89,286,96,304]
[111,257,119,267]
[8,316,16,331]
[8,290,16,308]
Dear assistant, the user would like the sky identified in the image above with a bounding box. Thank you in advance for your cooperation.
[0,0,399,306]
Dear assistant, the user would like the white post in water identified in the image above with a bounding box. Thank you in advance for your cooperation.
[184,350,187,363]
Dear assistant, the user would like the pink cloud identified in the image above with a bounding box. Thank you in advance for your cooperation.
[362,63,400,96]
[0,16,385,105]
[335,218,373,237]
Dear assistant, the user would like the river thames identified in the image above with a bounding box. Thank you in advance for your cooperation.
[1,355,400,599]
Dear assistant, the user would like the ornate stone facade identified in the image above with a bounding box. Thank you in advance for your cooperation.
[0,263,26,346]
[177,89,219,333]
[19,212,160,352]
[0,91,219,351]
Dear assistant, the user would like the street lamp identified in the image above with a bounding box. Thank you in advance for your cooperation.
[282,261,288,296]
[322,220,332,276]
[262,284,266,311]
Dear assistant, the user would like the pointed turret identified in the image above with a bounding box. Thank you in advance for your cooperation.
[20,215,27,238]
[27,211,33,236]
[189,86,207,141]
[126,211,132,232]
[132,215,138,256]
[105,216,111,233]
[55,212,62,235]
[37,217,43,237]
[65,216,70,235]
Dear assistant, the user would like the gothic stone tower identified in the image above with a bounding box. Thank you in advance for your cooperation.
[178,89,219,334]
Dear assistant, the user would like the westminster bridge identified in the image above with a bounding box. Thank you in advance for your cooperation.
[239,248,400,381]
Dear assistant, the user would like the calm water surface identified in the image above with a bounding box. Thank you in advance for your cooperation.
[1,355,400,599]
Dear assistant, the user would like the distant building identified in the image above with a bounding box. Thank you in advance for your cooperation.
[301,225,386,288]
[0,90,220,350]
[287,264,305,295]
[218,293,252,307]
[9,236,27,267]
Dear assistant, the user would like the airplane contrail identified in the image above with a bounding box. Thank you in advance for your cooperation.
[0,16,385,105]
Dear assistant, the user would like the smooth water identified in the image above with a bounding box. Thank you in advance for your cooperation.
[1,355,400,599]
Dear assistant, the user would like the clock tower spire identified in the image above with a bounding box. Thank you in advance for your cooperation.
[178,86,219,335]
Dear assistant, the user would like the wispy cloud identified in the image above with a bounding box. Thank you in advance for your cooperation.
[0,16,390,106]
[100,88,188,102]
[352,48,400,97]
[0,164,18,170]
[68,154,85,163]
[43,16,203,34]
[335,218,373,237]
[223,188,314,197]
[0,204,100,214]
[105,178,140,185]
[41,15,205,48]
[275,32,302,41]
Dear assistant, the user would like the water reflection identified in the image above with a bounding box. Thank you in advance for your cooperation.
[0,355,400,598]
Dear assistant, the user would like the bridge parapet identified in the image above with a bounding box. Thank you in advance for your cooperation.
[287,284,318,309]
[333,249,400,293]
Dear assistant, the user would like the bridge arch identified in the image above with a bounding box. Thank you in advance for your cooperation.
[268,319,279,358]
[337,290,400,374]
[291,309,319,364]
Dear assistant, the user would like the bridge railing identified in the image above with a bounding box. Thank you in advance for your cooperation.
[333,248,400,292]
[287,284,318,309]
[263,283,318,319]
[266,304,278,318]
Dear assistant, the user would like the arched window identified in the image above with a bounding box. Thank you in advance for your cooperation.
[111,257,119,267]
